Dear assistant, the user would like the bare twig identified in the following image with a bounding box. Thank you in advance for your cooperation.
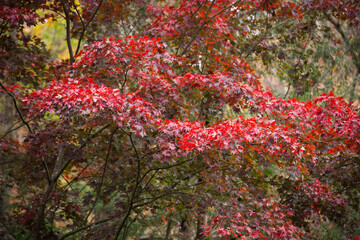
[55,123,112,183]
[127,8,147,36]
[115,133,142,239]
[62,162,91,191]
[175,1,207,55]
[323,10,360,102]
[41,157,51,184]
[30,146,65,240]
[180,0,216,55]
[284,83,291,99]
[180,0,242,56]
[74,0,104,57]
[61,0,75,63]
[73,1,85,29]
[59,216,116,240]
[1,122,25,139]
[84,127,118,223]
[0,81,32,133]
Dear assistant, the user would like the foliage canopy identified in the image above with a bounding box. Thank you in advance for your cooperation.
[0,0,359,239]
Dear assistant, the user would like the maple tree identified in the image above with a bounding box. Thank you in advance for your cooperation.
[0,0,360,239]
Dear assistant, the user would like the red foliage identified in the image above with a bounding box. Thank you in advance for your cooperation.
[1,0,360,239]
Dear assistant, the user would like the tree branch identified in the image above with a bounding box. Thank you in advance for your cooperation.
[61,0,75,63]
[323,10,360,102]
[30,146,65,240]
[1,121,25,139]
[59,216,116,240]
[164,213,173,240]
[74,0,104,57]
[0,81,32,133]
[115,133,142,239]
[180,0,216,56]
[84,127,118,223]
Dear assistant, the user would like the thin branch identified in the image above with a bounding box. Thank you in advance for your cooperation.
[122,213,139,240]
[302,137,346,145]
[115,133,142,239]
[127,8,147,36]
[73,1,85,29]
[323,10,360,68]
[0,22,9,36]
[180,0,216,56]
[243,20,290,59]
[49,9,65,19]
[134,170,204,208]
[30,146,65,240]
[132,191,186,209]
[74,0,105,57]
[84,127,118,223]
[1,122,25,139]
[54,123,112,182]
[323,11,349,45]
[137,158,194,187]
[51,145,65,181]
[0,81,32,133]
[50,204,61,232]
[60,175,75,192]
[191,1,207,20]
[139,169,158,196]
[121,19,129,36]
[60,125,113,192]
[206,0,241,23]
[180,0,243,56]
[175,1,207,55]
[62,162,91,191]
[284,83,291,99]
[61,0,75,63]
[129,133,142,162]
[323,10,360,102]
[164,214,173,240]
[121,70,129,91]
[80,124,112,150]
[41,157,51,184]
[59,216,116,240]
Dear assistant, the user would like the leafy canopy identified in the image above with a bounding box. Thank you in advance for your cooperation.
[0,0,359,239]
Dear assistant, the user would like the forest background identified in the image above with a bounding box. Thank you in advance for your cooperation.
[0,0,359,239]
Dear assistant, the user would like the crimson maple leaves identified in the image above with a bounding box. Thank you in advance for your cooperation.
[22,33,360,238]
[1,0,360,239]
